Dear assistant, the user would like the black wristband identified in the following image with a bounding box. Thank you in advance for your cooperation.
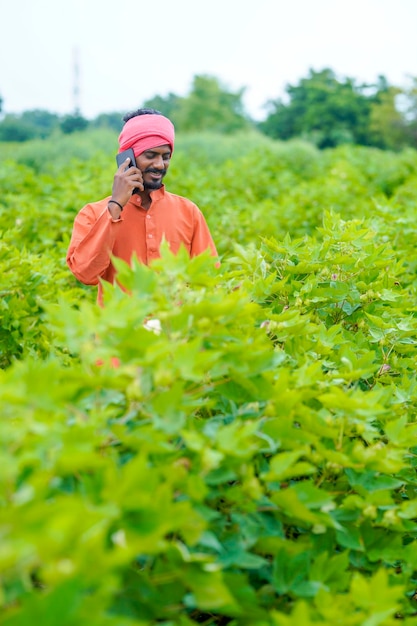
[108,199,124,211]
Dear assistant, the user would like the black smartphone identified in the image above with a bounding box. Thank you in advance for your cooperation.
[116,148,136,169]
[116,148,139,194]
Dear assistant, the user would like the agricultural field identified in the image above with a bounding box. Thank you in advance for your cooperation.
[2,128,417,624]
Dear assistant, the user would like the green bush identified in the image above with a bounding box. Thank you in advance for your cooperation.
[2,135,417,624]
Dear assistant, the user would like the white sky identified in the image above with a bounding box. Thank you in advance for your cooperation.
[1,0,416,121]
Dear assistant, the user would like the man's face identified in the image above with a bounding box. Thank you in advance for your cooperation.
[136,144,172,190]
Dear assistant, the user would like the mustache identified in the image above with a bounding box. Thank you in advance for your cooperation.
[144,167,167,176]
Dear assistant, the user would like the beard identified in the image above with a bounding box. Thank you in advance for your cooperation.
[143,167,167,191]
[144,180,163,190]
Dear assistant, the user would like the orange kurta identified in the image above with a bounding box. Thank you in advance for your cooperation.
[67,186,218,302]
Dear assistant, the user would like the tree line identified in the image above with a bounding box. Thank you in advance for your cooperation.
[0,69,416,151]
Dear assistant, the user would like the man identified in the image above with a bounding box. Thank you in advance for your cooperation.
[67,108,218,304]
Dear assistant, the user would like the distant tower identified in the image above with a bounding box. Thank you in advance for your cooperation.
[73,47,81,115]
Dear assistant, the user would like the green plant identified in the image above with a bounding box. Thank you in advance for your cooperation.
[2,135,417,624]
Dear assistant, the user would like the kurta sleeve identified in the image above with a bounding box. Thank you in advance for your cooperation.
[66,201,122,285]
[190,207,218,259]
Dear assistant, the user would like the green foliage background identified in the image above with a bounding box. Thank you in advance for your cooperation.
[2,130,417,624]
[2,69,417,150]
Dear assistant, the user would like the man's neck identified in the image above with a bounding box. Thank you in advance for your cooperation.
[137,189,152,210]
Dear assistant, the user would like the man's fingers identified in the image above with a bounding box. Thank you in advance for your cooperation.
[117,157,133,172]
[127,168,144,192]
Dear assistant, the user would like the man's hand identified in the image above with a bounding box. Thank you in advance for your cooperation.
[109,158,144,217]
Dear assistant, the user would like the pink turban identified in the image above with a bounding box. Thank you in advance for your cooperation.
[118,114,175,157]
